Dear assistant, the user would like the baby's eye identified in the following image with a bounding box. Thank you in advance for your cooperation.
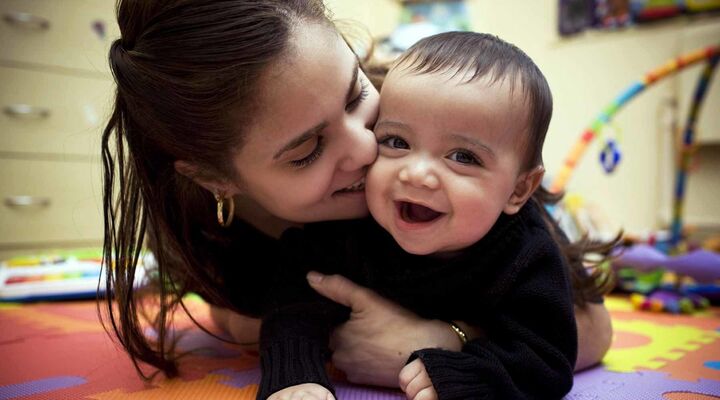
[448,150,481,166]
[379,136,410,150]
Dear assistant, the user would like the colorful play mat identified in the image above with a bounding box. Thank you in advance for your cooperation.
[1,295,719,399]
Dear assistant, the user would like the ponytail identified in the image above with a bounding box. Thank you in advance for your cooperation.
[99,0,333,380]
[100,81,182,378]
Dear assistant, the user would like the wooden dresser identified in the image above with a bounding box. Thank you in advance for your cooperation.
[0,1,118,259]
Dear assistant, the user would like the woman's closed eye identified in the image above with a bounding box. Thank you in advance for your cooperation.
[378,135,410,150]
[447,149,482,166]
[288,74,368,169]
[290,136,325,168]
[345,77,369,112]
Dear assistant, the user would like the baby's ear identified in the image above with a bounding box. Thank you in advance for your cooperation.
[504,165,545,215]
[174,160,241,197]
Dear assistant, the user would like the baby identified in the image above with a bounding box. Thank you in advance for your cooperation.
[260,32,577,400]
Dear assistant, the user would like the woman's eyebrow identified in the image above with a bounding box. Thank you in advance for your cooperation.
[273,122,328,160]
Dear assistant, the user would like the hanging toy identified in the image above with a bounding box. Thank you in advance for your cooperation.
[598,123,623,174]
[550,45,719,193]
[599,139,621,173]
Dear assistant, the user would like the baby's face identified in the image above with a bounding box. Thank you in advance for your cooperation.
[366,69,529,255]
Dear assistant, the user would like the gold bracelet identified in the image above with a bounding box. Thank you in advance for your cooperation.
[448,320,468,345]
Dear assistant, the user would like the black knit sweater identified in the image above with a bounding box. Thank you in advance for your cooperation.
[255,201,578,400]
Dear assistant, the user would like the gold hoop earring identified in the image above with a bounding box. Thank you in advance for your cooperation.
[215,194,235,228]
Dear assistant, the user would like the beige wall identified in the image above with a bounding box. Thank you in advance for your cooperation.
[327,0,720,235]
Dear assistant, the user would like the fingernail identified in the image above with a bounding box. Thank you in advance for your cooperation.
[307,271,324,284]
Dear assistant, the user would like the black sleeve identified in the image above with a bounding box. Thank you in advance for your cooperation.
[256,227,351,400]
[258,300,348,399]
[410,233,577,400]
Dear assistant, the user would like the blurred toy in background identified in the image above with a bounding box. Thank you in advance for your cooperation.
[558,0,720,36]
[0,249,106,302]
[630,0,683,22]
[704,234,720,252]
[548,192,618,243]
[597,124,624,174]
[549,45,720,314]
[685,0,720,13]
[614,241,720,312]
[0,249,151,302]
[559,0,596,35]
[375,0,470,61]
[630,290,709,313]
[550,45,719,192]
[545,194,719,314]
[596,0,632,28]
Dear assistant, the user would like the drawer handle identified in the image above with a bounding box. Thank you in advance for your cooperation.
[3,104,50,119]
[4,196,51,208]
[3,11,50,30]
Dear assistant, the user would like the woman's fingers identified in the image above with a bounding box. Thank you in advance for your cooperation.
[306,271,380,311]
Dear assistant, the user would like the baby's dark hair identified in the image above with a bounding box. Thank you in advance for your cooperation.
[392,32,618,305]
[393,31,551,171]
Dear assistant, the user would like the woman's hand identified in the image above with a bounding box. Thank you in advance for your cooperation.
[307,272,463,388]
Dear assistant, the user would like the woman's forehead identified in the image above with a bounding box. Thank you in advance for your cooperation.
[240,23,357,158]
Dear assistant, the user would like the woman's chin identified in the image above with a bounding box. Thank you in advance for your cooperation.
[296,204,370,223]
[328,206,370,221]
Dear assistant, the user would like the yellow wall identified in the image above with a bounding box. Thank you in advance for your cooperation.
[326,0,720,235]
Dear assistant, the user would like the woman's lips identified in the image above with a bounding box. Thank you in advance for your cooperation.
[335,176,366,195]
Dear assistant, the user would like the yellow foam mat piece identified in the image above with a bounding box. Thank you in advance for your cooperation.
[603,319,720,372]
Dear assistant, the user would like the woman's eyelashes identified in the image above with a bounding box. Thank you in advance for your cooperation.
[290,136,324,168]
[288,75,368,169]
[345,77,369,112]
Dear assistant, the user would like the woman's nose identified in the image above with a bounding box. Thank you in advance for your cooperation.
[338,124,377,172]
[398,159,440,190]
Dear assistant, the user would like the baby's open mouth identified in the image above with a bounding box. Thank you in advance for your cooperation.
[397,201,444,223]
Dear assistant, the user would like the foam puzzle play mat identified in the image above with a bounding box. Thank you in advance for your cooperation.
[1,294,719,400]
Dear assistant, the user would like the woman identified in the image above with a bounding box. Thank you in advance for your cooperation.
[102,0,612,387]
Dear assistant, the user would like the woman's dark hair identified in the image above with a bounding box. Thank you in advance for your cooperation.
[394,32,619,305]
[101,0,335,379]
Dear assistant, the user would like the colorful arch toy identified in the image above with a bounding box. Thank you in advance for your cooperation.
[550,44,720,248]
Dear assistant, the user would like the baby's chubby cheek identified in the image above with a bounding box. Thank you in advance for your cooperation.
[364,165,389,223]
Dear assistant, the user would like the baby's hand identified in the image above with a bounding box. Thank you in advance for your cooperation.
[399,359,438,400]
[267,383,334,400]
